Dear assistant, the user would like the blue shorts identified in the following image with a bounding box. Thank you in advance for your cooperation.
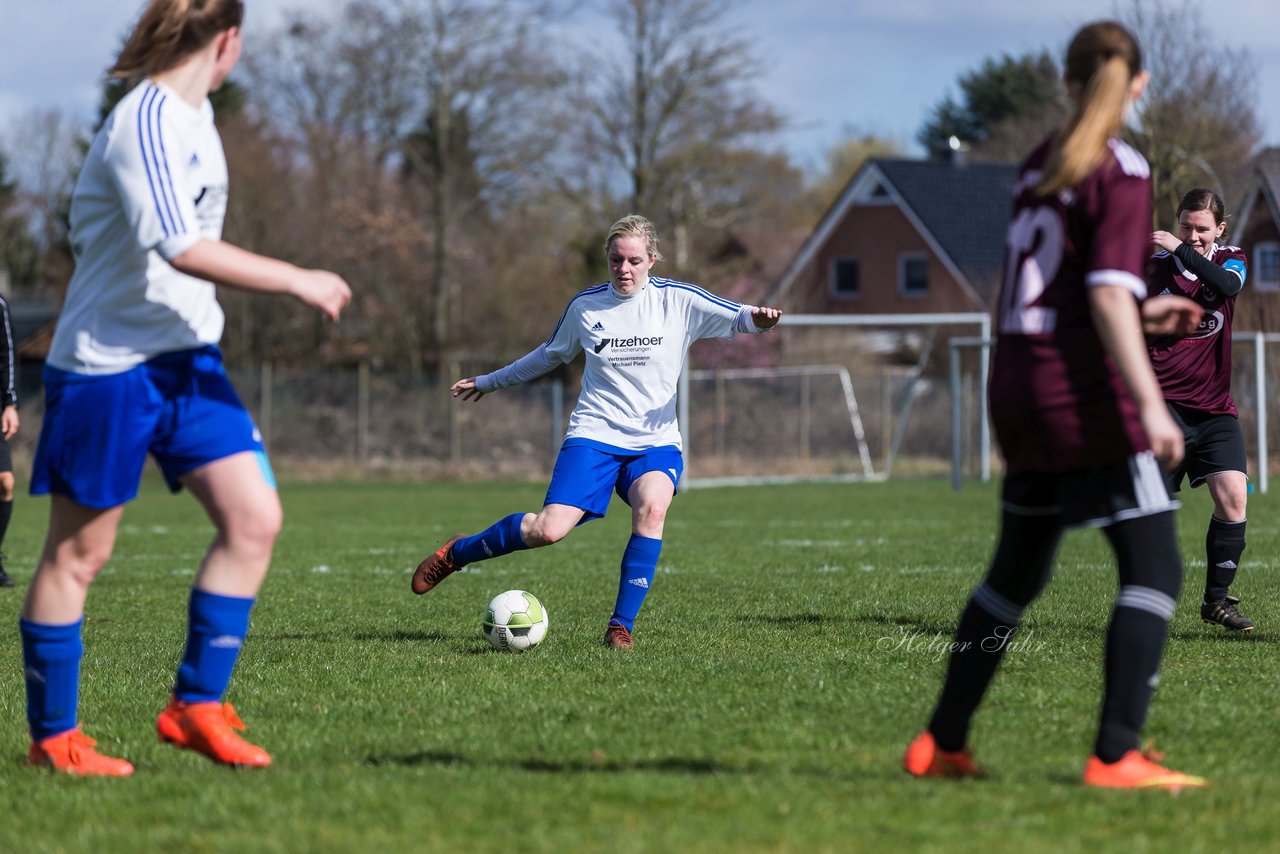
[544,438,683,521]
[31,346,273,509]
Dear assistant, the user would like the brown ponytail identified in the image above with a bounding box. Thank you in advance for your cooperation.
[110,0,244,79]
[1036,21,1142,196]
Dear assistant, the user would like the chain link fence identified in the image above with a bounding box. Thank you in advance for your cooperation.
[7,331,1279,486]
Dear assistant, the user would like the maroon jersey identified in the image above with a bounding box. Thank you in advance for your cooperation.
[1147,244,1245,416]
[990,137,1153,474]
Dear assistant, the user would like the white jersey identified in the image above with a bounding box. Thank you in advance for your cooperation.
[477,276,766,450]
[50,81,228,374]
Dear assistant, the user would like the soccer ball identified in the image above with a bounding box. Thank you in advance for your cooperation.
[482,589,549,651]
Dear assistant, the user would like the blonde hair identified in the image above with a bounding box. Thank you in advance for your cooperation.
[111,0,245,79]
[1036,21,1142,196]
[603,214,664,262]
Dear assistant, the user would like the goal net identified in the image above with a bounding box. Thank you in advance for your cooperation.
[680,313,992,487]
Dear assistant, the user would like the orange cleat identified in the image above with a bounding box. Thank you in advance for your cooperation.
[903,731,984,778]
[1083,745,1206,790]
[411,534,464,595]
[157,699,271,768]
[604,622,634,649]
[29,727,134,777]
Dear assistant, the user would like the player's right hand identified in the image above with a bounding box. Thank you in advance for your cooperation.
[451,378,485,401]
[1141,295,1202,338]
[1141,404,1184,469]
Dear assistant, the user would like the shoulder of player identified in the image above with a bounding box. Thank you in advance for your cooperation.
[566,282,611,307]
[101,82,192,163]
[1104,138,1151,179]
[651,277,738,307]
[1214,244,1246,262]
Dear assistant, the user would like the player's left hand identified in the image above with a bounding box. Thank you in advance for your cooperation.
[1141,295,1202,338]
[752,307,783,329]
[1,405,18,440]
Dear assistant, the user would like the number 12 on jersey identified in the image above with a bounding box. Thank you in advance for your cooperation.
[1000,205,1064,335]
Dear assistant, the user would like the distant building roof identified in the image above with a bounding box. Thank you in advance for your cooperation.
[1230,147,1280,243]
[772,156,1017,307]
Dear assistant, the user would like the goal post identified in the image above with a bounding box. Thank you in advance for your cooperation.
[944,330,1278,495]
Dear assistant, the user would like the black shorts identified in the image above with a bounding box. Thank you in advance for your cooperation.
[0,435,10,474]
[1165,402,1247,492]
[1002,451,1179,529]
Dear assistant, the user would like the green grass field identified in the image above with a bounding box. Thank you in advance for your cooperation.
[1,476,1277,852]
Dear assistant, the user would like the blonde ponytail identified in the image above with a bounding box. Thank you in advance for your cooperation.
[1035,22,1142,196]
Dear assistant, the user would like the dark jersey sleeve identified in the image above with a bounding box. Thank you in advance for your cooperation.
[1084,152,1152,297]
[1173,243,1244,297]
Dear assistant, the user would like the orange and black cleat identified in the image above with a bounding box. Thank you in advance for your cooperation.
[1083,744,1206,790]
[411,534,465,595]
[903,731,984,778]
[604,622,635,649]
[157,699,271,768]
[29,727,134,777]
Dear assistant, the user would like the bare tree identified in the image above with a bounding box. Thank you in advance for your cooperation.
[561,0,784,265]
[242,0,575,378]
[0,109,85,300]
[1122,0,1262,221]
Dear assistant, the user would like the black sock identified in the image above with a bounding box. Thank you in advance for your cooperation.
[0,500,12,554]
[1094,603,1169,763]
[928,597,1018,753]
[1205,517,1245,602]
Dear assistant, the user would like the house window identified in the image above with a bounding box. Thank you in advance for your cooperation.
[899,254,928,297]
[831,257,859,298]
[1256,242,1280,291]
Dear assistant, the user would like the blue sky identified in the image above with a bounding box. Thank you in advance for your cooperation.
[2,0,1278,172]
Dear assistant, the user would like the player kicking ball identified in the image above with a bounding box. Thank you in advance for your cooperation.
[412,214,780,649]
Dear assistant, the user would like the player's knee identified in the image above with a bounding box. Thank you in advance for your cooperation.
[0,471,14,501]
[55,546,114,589]
[1214,492,1247,522]
[632,503,668,536]
[224,497,283,554]
[526,518,570,547]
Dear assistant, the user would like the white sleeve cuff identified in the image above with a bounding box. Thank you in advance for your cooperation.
[156,232,202,262]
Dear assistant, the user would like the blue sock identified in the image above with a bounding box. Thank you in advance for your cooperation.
[453,513,529,566]
[174,589,255,704]
[20,617,83,742]
[611,535,662,631]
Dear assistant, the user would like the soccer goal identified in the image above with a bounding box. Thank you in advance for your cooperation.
[946,330,1280,495]
[679,312,992,488]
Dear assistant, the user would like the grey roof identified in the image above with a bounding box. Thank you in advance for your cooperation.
[873,159,1017,305]
[1228,147,1280,244]
[1255,148,1280,204]
[771,156,1017,308]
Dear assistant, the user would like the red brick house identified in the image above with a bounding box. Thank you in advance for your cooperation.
[768,157,1017,315]
[1230,147,1280,331]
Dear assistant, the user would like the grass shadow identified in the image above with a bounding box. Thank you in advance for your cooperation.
[261,629,453,643]
[365,749,878,782]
